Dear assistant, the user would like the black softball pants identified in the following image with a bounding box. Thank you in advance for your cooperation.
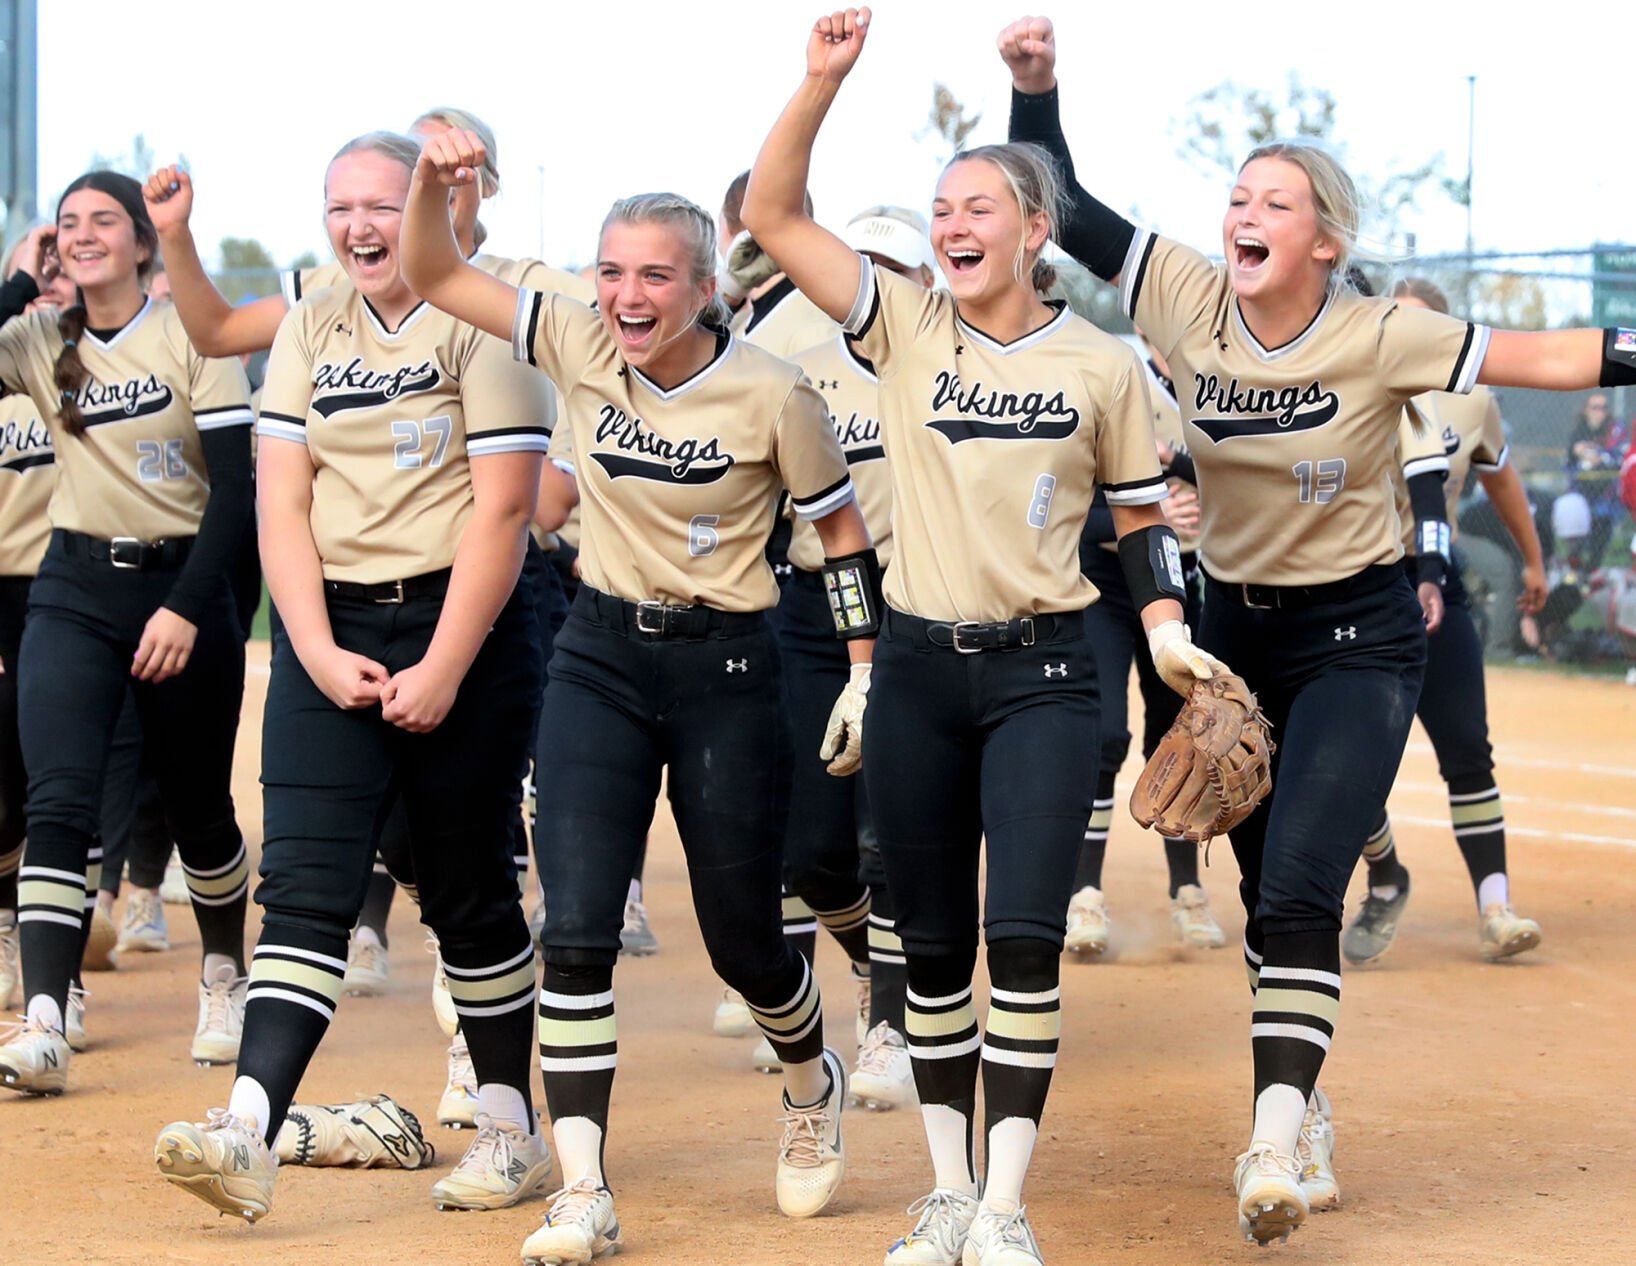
[0,576,30,911]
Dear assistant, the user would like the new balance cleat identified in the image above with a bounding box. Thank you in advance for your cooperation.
[775,1047,846,1217]
[521,1180,621,1264]
[1341,874,1411,965]
[0,919,17,1011]
[154,1109,277,1223]
[1479,904,1542,961]
[275,1094,436,1169]
[713,987,753,1038]
[430,1114,553,1211]
[83,903,118,971]
[66,985,87,1052]
[438,1034,479,1129]
[885,1187,978,1265]
[190,965,245,1066]
[1170,884,1227,949]
[1064,886,1110,958]
[961,1203,1045,1265]
[116,888,170,954]
[1234,1143,1308,1245]
[342,932,391,997]
[1297,1087,1339,1212]
[618,897,658,957]
[0,1016,71,1094]
[850,1022,916,1112]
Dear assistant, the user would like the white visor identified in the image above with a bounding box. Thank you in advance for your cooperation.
[843,215,934,273]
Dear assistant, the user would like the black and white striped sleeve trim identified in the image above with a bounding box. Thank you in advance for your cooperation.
[280,269,302,308]
[512,288,544,367]
[1118,230,1157,320]
[1472,443,1509,474]
[195,404,254,432]
[468,425,550,458]
[791,473,856,521]
[1102,473,1169,506]
[256,410,307,444]
[1445,323,1492,395]
[551,457,576,477]
[841,254,880,340]
[1402,453,1451,481]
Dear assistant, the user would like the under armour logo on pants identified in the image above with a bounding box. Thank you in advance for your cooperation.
[1044,663,1068,678]
[1334,626,1357,641]
[726,659,748,673]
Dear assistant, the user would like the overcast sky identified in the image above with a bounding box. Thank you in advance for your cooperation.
[36,1,1631,273]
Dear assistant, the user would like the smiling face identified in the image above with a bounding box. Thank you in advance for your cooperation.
[932,158,1047,306]
[324,150,414,305]
[596,219,711,368]
[1223,156,1339,303]
[56,189,150,292]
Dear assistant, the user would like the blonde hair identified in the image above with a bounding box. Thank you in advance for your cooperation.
[1240,141,1362,282]
[329,131,421,176]
[1391,276,1451,315]
[601,193,731,329]
[944,143,1063,295]
[413,108,500,250]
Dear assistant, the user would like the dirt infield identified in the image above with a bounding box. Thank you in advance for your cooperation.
[6,648,1633,1266]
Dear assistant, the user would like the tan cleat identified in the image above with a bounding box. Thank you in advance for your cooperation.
[1234,1142,1308,1246]
[0,1016,71,1095]
[1296,1087,1339,1212]
[342,933,391,997]
[274,1094,436,1169]
[190,965,245,1066]
[1064,886,1110,958]
[776,1048,846,1217]
[154,1110,277,1223]
[1479,904,1542,961]
[713,987,754,1037]
[430,1114,553,1211]
[850,1022,917,1112]
[1170,884,1227,949]
[82,903,118,971]
[438,1033,480,1129]
[521,1180,622,1264]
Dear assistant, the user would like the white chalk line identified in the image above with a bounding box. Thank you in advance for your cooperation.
[1387,812,1634,851]
[1392,779,1636,823]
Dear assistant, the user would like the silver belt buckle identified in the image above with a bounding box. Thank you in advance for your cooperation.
[374,579,406,604]
[950,621,984,654]
[1241,583,1273,611]
[108,536,145,570]
[635,600,672,634]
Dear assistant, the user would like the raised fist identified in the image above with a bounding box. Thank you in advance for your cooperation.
[996,15,1057,94]
[143,165,194,236]
[807,7,872,84]
[416,129,487,188]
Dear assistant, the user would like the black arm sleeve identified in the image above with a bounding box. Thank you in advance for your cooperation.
[1407,469,1449,588]
[0,271,39,326]
[163,425,253,625]
[1008,86,1136,282]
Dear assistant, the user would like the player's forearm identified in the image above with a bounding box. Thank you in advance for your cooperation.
[155,223,244,357]
[1480,328,1602,391]
[743,76,838,245]
[401,173,468,306]
[258,475,336,666]
[1478,464,1545,570]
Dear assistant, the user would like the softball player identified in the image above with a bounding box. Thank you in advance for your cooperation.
[1344,277,1549,966]
[405,131,870,1261]
[1002,15,1629,1244]
[0,172,254,1095]
[153,131,552,1224]
[1070,340,1225,958]
[743,14,1229,1263]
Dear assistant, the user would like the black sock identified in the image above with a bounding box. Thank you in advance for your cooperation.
[17,825,93,1018]
[539,960,616,1182]
[813,886,871,968]
[1163,837,1199,896]
[238,921,348,1139]
[1362,813,1408,893]
[439,912,538,1122]
[178,826,249,974]
[1448,774,1507,907]
[782,887,817,967]
[355,865,395,946]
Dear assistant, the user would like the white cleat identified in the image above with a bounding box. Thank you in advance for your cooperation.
[154,1109,277,1223]
[1234,1142,1308,1246]
[66,985,87,1052]
[1064,886,1111,958]
[1170,884,1227,949]
[0,919,17,1010]
[190,965,245,1066]
[850,1022,917,1112]
[159,855,190,904]
[428,936,458,1036]
[618,897,658,956]
[430,1114,553,1211]
[1297,1088,1339,1212]
[521,1179,622,1264]
[438,1034,480,1129]
[1479,904,1542,961]
[0,1015,71,1095]
[116,889,171,954]
[775,1047,846,1217]
[885,1187,978,1264]
[713,987,753,1038]
[342,933,391,997]
[752,1035,782,1074]
[961,1203,1045,1265]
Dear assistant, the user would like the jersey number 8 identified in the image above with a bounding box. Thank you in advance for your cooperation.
[392,416,453,470]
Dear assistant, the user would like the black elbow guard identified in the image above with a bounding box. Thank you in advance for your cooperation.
[822,548,883,639]
[1602,328,1636,387]
[1117,525,1187,608]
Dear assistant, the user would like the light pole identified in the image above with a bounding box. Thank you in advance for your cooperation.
[1464,74,1475,312]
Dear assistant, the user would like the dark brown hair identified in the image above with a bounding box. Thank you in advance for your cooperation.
[53,171,158,437]
[720,169,812,237]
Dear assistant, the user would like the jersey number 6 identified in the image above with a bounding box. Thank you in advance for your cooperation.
[392,416,453,470]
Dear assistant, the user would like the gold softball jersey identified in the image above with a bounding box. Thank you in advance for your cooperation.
[734,278,841,359]
[283,254,594,306]
[1119,233,1492,585]
[0,393,55,575]
[1412,387,1509,538]
[258,288,552,584]
[513,289,854,611]
[842,258,1167,623]
[0,300,252,542]
[787,334,893,572]
[1393,404,1454,553]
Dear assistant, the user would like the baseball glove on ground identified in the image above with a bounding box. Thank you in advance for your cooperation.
[1129,673,1273,843]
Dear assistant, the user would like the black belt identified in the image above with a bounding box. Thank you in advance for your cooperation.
[1205,563,1403,611]
[890,607,1080,653]
[324,567,453,605]
[54,528,193,571]
[579,585,765,640]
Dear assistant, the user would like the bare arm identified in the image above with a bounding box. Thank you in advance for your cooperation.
[1476,463,1548,614]
[535,461,578,534]
[144,167,290,356]
[810,498,874,665]
[740,9,870,324]
[400,133,520,344]
[1479,328,1602,391]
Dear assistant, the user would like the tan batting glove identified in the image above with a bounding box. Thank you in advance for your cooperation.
[819,662,871,777]
[718,229,779,303]
[1148,619,1228,699]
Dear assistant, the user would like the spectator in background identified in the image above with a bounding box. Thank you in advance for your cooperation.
[1564,393,1628,567]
